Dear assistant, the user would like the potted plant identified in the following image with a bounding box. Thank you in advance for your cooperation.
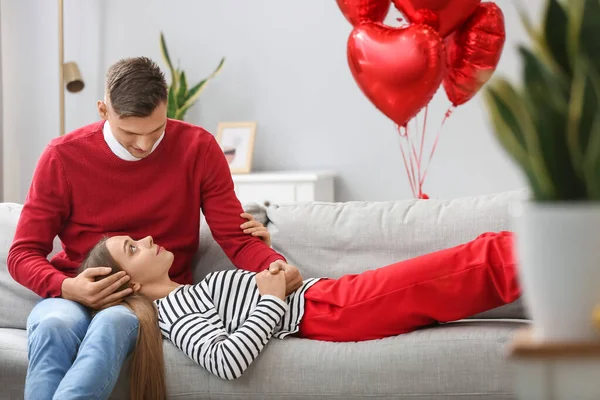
[160,32,225,121]
[484,0,600,342]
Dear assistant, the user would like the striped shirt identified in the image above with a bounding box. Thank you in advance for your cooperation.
[155,269,320,380]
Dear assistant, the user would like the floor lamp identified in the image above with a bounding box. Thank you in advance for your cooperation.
[58,0,84,136]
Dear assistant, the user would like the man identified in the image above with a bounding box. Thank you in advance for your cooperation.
[7,56,302,400]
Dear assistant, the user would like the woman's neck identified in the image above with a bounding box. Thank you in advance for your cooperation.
[140,278,181,301]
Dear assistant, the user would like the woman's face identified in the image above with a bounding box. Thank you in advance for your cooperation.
[105,235,173,285]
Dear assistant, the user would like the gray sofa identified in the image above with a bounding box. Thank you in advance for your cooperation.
[0,190,530,399]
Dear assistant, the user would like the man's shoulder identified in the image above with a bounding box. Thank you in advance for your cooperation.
[168,119,216,147]
[48,121,103,150]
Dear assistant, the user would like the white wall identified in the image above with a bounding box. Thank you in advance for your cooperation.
[2,0,546,202]
[100,0,542,201]
[63,0,105,134]
[0,0,59,202]
[0,0,101,202]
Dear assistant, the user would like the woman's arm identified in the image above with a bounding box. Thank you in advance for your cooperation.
[168,295,287,380]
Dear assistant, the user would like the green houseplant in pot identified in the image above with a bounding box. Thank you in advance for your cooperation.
[484,0,600,342]
[160,32,225,121]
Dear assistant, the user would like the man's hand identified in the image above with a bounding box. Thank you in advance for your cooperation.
[269,260,303,296]
[255,269,286,301]
[61,267,132,310]
[240,213,271,247]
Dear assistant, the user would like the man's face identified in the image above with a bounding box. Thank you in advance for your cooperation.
[97,100,167,159]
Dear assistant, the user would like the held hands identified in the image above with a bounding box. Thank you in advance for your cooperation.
[241,213,303,297]
[254,261,304,301]
[255,268,286,301]
[61,267,133,310]
[240,213,271,247]
[269,260,303,297]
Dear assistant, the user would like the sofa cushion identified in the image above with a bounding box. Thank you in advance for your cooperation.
[0,203,43,330]
[202,320,525,399]
[3,320,527,399]
[0,328,28,400]
[266,190,529,320]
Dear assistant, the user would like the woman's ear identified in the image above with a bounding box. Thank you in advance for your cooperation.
[131,282,142,293]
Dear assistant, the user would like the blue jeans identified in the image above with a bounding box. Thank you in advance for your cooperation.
[25,298,139,400]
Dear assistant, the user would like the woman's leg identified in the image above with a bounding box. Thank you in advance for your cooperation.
[52,305,139,400]
[25,298,91,400]
[299,231,520,342]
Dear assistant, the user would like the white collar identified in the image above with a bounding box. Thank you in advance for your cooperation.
[102,121,165,161]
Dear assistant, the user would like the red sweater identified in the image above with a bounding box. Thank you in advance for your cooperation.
[8,119,285,298]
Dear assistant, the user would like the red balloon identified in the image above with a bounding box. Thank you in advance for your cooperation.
[336,0,391,26]
[392,0,481,37]
[444,2,506,106]
[347,23,445,127]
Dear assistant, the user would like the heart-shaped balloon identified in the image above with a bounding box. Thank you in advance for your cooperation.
[336,0,391,26]
[392,0,481,37]
[347,23,445,127]
[444,2,506,106]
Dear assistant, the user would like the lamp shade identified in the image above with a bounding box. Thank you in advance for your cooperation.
[63,61,84,93]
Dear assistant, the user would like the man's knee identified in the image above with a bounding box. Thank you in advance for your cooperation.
[27,299,90,340]
[89,305,139,354]
[91,305,139,335]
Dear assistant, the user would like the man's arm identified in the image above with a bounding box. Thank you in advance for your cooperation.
[7,145,131,306]
[200,137,286,273]
[7,145,71,298]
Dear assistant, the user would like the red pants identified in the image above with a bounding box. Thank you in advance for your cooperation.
[298,231,520,342]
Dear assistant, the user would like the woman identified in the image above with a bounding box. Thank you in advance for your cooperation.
[80,224,519,399]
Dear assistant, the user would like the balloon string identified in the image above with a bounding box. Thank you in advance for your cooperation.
[417,106,428,197]
[420,106,455,186]
[396,125,416,198]
[406,126,421,198]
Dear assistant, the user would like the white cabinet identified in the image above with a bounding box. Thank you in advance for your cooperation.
[231,171,335,206]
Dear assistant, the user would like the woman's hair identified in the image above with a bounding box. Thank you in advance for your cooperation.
[79,238,167,400]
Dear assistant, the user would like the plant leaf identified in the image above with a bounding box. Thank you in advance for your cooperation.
[167,85,178,119]
[520,46,584,200]
[176,71,188,107]
[493,77,556,199]
[160,32,178,88]
[566,0,585,66]
[519,46,569,111]
[515,1,538,42]
[567,57,599,178]
[579,0,600,72]
[543,0,571,77]
[174,107,188,121]
[173,101,194,122]
[583,117,600,199]
[515,1,556,73]
[484,81,550,200]
[484,87,529,167]
[581,61,600,199]
[180,57,225,110]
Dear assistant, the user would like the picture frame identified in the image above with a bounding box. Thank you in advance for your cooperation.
[216,121,257,174]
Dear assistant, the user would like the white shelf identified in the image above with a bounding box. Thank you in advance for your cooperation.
[231,170,336,206]
[231,170,335,183]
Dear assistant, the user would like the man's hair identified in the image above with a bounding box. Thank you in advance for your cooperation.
[105,57,168,118]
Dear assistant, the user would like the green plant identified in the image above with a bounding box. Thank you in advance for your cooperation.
[484,0,600,201]
[159,32,225,121]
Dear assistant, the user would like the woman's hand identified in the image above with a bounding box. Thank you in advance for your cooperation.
[240,213,271,247]
[269,260,303,296]
[255,269,286,301]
